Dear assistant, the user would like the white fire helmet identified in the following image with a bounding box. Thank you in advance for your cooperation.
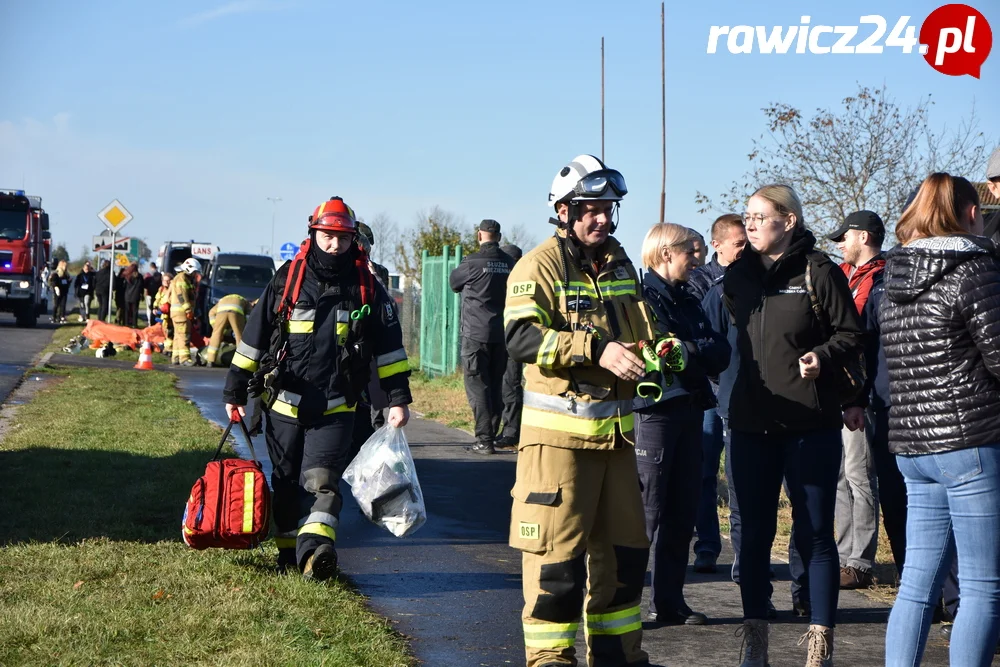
[547,154,628,210]
[176,257,203,275]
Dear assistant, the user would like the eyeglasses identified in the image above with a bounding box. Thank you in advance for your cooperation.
[741,212,786,225]
[573,169,627,199]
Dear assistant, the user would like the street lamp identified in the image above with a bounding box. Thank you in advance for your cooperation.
[266,196,282,257]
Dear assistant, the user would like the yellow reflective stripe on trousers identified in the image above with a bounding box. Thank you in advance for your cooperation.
[274,536,296,549]
[585,605,642,635]
[242,472,254,532]
[521,406,634,436]
[299,522,336,541]
[503,303,552,328]
[284,320,314,334]
[377,359,409,379]
[523,621,578,648]
[232,351,259,372]
[536,329,559,368]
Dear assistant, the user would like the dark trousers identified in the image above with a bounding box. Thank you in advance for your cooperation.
[636,404,703,616]
[461,338,507,442]
[97,294,109,322]
[264,410,355,569]
[53,292,68,321]
[869,405,907,578]
[694,406,726,557]
[725,422,809,602]
[731,429,842,627]
[500,356,523,440]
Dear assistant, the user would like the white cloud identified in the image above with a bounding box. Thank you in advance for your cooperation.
[177,0,290,28]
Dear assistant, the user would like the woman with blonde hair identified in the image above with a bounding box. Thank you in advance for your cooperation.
[48,259,72,324]
[882,173,1000,666]
[634,222,730,627]
[723,184,863,666]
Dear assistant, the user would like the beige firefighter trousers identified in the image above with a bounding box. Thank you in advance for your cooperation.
[510,441,650,667]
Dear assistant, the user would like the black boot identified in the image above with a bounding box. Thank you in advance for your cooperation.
[302,544,338,581]
[471,439,495,455]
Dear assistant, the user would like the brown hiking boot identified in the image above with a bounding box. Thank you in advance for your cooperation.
[839,566,874,589]
[799,625,834,667]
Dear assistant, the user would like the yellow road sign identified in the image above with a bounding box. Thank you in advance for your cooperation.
[97,199,133,232]
[115,253,130,267]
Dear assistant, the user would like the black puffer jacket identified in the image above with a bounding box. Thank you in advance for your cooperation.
[880,234,1000,454]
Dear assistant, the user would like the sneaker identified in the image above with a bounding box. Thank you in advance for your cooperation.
[792,599,811,618]
[302,544,338,582]
[736,619,769,667]
[799,625,834,667]
[839,566,874,589]
[694,551,718,574]
[471,439,495,455]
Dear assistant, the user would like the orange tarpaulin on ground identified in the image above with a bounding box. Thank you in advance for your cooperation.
[80,321,204,349]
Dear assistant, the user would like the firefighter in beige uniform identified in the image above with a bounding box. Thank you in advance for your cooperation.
[204,294,253,366]
[505,154,654,667]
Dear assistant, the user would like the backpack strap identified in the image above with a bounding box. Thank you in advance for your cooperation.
[804,258,831,337]
[278,238,311,319]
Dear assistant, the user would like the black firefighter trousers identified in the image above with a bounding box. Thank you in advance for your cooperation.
[461,338,507,443]
[264,410,355,569]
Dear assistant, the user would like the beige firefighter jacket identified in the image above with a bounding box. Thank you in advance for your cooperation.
[504,227,654,450]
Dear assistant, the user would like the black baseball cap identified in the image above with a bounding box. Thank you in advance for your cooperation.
[479,219,501,234]
[827,210,885,241]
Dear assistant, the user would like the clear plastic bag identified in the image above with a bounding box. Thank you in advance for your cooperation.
[343,425,426,537]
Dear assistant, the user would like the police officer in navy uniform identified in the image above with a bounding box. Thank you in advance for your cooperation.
[224,196,412,580]
[449,219,516,454]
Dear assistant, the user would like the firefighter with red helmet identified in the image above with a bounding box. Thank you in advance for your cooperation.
[223,196,412,580]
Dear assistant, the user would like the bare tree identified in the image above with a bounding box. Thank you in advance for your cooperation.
[365,212,399,267]
[395,206,477,285]
[501,223,540,251]
[695,84,989,252]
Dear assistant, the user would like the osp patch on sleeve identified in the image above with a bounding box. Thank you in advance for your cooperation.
[509,281,536,298]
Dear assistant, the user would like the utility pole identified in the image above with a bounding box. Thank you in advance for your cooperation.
[659,2,666,225]
[266,196,282,257]
[601,36,605,162]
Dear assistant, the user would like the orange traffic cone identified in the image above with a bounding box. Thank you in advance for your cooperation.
[134,341,155,370]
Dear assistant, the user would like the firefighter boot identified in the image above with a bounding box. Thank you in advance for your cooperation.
[737,619,769,667]
[275,547,297,575]
[471,438,495,455]
[302,544,338,582]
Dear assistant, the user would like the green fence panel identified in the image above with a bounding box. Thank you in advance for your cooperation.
[419,245,463,377]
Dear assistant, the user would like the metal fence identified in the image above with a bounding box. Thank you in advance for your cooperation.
[418,245,462,377]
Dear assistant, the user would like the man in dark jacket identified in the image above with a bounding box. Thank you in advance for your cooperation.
[94,260,112,322]
[449,219,516,454]
[828,210,887,590]
[687,213,747,573]
[495,243,524,450]
[144,262,161,325]
[74,261,96,321]
[981,147,1000,244]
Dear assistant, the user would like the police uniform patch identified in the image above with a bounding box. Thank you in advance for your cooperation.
[519,521,540,540]
[509,281,536,297]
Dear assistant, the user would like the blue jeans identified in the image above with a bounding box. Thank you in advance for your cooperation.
[730,429,841,626]
[885,444,1000,667]
[694,407,726,558]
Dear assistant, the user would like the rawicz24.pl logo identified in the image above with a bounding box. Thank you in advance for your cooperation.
[707,4,993,78]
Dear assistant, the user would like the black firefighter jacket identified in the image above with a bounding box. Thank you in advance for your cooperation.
[880,234,1000,455]
[722,228,863,434]
[449,242,516,344]
[223,258,412,422]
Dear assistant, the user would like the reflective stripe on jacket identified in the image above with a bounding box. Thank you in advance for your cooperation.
[504,228,654,450]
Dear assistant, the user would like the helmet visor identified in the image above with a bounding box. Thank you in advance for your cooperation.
[572,169,627,199]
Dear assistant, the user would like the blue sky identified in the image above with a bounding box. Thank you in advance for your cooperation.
[1,0,997,270]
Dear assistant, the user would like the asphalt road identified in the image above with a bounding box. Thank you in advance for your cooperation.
[0,312,58,405]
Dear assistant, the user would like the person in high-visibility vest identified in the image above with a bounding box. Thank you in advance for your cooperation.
[154,273,174,353]
[204,294,254,366]
[170,259,201,366]
[505,154,654,667]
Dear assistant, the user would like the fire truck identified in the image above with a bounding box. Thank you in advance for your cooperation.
[0,190,51,327]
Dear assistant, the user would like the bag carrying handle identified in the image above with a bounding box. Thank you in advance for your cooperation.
[211,409,263,465]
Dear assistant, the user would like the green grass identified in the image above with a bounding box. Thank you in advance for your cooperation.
[0,366,412,666]
[408,369,474,432]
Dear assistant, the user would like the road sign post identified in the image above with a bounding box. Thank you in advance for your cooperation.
[97,199,133,323]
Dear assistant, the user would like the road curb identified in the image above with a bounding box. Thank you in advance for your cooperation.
[34,352,53,369]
